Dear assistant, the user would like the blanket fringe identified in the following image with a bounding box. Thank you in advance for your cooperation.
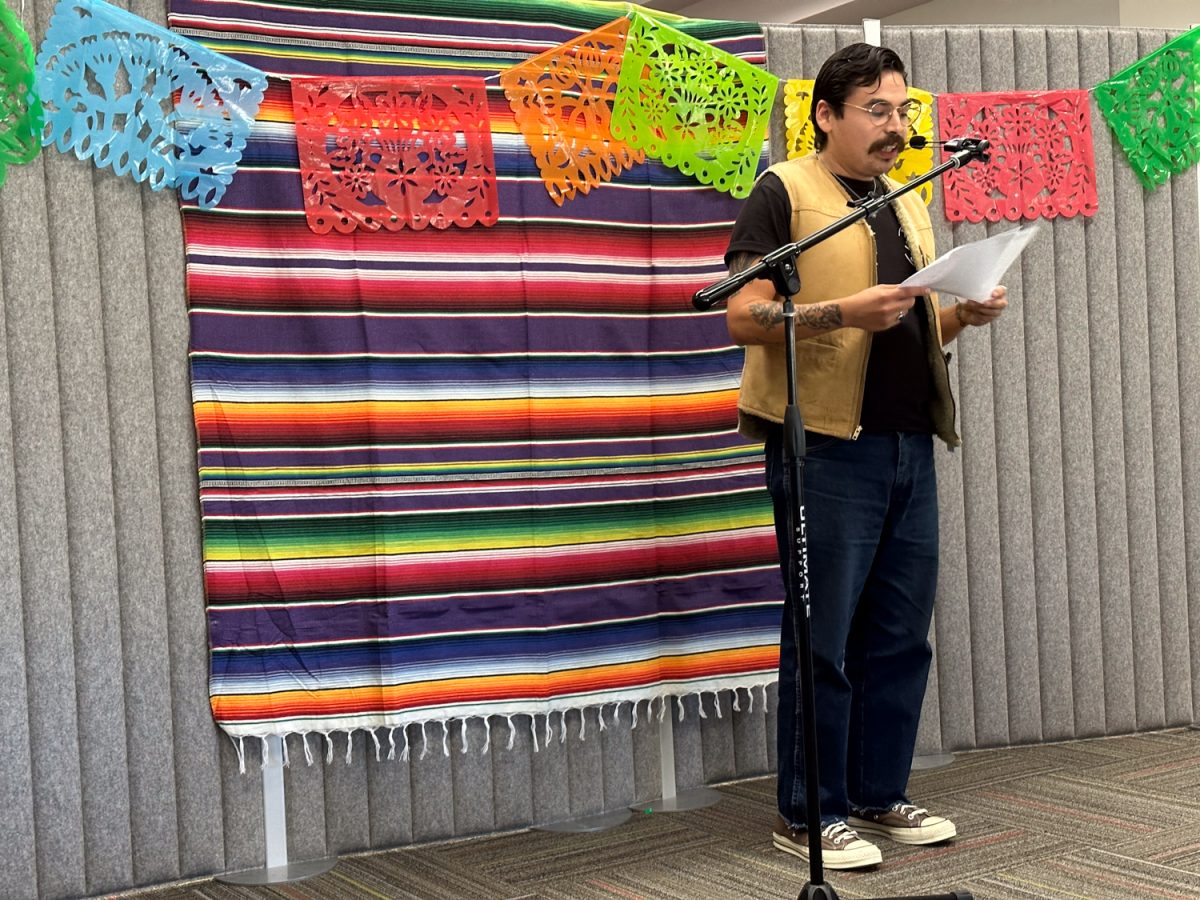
[232,735,246,775]
[225,683,776,771]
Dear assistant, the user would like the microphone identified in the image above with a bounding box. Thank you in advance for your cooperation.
[908,135,991,158]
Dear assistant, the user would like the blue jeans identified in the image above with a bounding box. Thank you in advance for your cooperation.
[765,428,938,827]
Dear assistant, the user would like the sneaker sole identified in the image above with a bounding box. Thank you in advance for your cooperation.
[772,833,883,869]
[846,817,957,845]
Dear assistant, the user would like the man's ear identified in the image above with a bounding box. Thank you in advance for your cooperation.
[813,98,835,137]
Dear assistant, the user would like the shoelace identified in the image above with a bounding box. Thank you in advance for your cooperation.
[892,802,928,821]
[821,821,859,845]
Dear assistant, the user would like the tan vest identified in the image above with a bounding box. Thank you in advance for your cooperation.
[736,155,960,449]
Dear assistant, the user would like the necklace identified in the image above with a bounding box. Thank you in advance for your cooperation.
[832,170,882,200]
[817,153,881,199]
[818,154,918,272]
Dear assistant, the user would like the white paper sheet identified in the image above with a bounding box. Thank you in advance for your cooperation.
[901,224,1040,298]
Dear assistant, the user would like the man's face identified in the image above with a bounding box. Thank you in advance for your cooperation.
[815,69,910,180]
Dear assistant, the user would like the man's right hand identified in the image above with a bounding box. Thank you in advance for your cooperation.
[841,285,925,332]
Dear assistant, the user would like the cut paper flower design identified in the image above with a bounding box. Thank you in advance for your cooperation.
[291,77,498,233]
[1,3,43,189]
[783,79,816,159]
[938,90,1099,222]
[785,81,935,206]
[36,0,264,208]
[610,11,777,198]
[889,87,935,206]
[1094,26,1200,190]
[501,17,643,205]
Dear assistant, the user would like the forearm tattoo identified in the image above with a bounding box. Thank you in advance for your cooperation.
[747,301,842,332]
[749,301,785,330]
[729,252,842,333]
[797,304,843,331]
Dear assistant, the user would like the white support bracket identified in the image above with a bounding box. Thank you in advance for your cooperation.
[634,697,722,814]
[863,18,882,46]
[218,736,338,884]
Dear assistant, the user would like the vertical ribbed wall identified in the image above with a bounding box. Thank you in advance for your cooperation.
[0,9,1195,896]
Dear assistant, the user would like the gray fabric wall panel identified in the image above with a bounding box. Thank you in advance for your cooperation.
[699,699,733,784]
[1172,176,1200,727]
[412,739,458,844]
[1144,165,1188,729]
[8,147,90,900]
[325,735,373,852]
[2,9,1199,897]
[0,165,43,898]
[1162,179,1198,726]
[97,169,184,890]
[58,172,139,896]
[218,741,262,875]
[731,689,772,776]
[599,720,636,812]
[150,189,224,880]
[566,712,607,816]
[529,728,569,825]
[983,28,1044,749]
[631,706,665,801]
[1094,30,1145,736]
[669,700,704,791]
[1061,29,1113,738]
[452,720,498,835]
[491,726,536,832]
[1115,33,1166,734]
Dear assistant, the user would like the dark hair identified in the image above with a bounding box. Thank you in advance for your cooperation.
[810,43,907,151]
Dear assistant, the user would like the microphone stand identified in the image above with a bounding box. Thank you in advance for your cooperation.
[693,139,989,900]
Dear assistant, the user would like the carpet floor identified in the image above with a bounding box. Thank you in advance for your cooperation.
[119,728,1200,899]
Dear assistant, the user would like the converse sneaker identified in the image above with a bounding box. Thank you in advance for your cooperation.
[848,802,957,845]
[772,815,883,869]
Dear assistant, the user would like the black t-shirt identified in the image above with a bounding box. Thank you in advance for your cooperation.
[725,172,935,434]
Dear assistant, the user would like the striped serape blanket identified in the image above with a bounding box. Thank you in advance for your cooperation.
[169,0,783,758]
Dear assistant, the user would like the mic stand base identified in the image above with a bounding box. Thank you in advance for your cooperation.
[799,886,974,900]
[798,883,839,899]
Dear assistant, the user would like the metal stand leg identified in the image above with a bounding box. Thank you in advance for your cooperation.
[218,736,338,884]
[635,698,722,813]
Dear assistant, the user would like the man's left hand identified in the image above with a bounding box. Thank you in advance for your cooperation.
[956,286,1008,327]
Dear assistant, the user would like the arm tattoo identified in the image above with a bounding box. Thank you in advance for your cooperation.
[796,304,843,331]
[748,301,785,330]
[727,252,760,276]
[731,253,842,334]
[747,299,843,333]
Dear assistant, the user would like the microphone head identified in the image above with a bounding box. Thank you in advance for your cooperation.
[907,135,928,150]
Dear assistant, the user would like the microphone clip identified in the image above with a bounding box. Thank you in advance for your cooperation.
[908,135,991,164]
[945,137,990,163]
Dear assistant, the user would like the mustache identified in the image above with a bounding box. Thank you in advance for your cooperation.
[870,134,907,153]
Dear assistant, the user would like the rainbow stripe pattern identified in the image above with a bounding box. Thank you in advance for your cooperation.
[169,0,782,746]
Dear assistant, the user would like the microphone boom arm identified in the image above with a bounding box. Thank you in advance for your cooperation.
[691,139,989,311]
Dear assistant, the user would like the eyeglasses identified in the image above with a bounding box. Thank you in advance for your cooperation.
[843,100,926,127]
